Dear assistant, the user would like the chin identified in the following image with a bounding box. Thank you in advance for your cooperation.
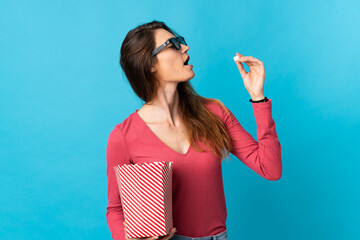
[188,70,195,78]
[184,73,195,82]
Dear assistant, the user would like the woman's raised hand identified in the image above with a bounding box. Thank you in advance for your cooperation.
[234,52,266,100]
[123,222,177,240]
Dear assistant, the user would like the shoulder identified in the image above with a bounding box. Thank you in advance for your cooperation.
[107,110,147,150]
[204,98,231,120]
[107,111,138,141]
[106,112,138,161]
[203,98,237,129]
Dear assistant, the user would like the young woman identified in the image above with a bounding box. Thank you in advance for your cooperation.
[106,20,282,240]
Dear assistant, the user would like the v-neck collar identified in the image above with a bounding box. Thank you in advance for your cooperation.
[134,109,192,157]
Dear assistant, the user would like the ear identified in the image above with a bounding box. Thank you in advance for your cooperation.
[151,66,157,73]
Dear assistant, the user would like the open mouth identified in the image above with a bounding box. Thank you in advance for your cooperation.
[184,56,190,65]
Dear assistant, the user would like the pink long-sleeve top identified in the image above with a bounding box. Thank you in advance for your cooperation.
[106,98,282,240]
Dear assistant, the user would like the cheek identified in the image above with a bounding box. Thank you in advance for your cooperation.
[155,53,185,79]
[161,57,182,73]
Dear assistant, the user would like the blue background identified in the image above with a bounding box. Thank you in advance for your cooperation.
[1,0,359,239]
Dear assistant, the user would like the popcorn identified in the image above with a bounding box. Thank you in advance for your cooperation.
[233,55,240,62]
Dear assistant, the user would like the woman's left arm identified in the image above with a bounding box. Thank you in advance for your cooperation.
[220,99,282,180]
[223,53,282,180]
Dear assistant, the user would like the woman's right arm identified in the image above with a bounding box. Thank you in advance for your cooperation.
[106,125,177,240]
[106,125,131,240]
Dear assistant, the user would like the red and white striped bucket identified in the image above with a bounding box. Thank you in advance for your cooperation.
[113,161,173,239]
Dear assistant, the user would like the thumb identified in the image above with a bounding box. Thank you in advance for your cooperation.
[123,222,128,235]
[234,53,247,78]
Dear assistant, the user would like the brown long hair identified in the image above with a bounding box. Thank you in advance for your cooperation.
[119,20,236,162]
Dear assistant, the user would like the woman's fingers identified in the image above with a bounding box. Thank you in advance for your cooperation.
[234,52,262,64]
[235,58,247,77]
[169,227,177,237]
[147,236,159,240]
[236,52,245,58]
[234,53,248,77]
[123,222,130,240]
[160,228,177,240]
[123,222,126,233]
[238,55,263,66]
[234,53,264,77]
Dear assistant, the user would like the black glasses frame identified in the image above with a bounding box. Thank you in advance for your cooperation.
[152,36,187,56]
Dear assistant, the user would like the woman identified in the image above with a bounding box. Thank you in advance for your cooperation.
[106,20,282,240]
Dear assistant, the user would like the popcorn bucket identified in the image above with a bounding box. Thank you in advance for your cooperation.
[113,161,173,239]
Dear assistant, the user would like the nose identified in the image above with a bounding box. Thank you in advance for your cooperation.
[181,44,189,53]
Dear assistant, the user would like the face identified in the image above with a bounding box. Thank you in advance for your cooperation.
[151,28,194,83]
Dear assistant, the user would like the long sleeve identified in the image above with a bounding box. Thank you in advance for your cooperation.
[220,98,282,180]
[106,125,131,240]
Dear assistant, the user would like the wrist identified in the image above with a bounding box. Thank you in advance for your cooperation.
[250,95,265,101]
[249,96,268,103]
